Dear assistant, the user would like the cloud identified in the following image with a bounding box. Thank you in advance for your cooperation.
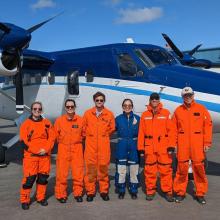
[116,7,163,24]
[31,0,56,9]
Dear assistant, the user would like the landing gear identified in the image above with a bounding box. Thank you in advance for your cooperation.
[0,143,8,168]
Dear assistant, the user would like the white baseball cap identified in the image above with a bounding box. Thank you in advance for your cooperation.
[181,87,194,96]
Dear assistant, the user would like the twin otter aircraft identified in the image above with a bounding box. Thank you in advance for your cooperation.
[0,16,219,162]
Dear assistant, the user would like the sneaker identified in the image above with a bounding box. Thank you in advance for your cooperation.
[57,198,67,203]
[86,195,94,202]
[100,193,110,201]
[196,196,206,205]
[75,196,83,203]
[146,194,155,201]
[131,193,137,200]
[21,203,29,210]
[118,192,125,199]
[175,195,185,203]
[37,199,48,206]
[164,193,174,202]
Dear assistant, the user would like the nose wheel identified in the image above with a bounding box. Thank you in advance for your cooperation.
[0,143,8,168]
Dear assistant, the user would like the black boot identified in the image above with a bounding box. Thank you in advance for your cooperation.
[37,199,48,206]
[118,192,125,199]
[196,196,206,205]
[175,195,185,203]
[164,193,174,202]
[57,198,67,203]
[100,193,110,201]
[131,193,137,200]
[86,194,94,202]
[146,193,155,201]
[75,196,83,203]
[21,203,29,210]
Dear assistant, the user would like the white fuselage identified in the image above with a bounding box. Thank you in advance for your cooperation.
[0,76,220,132]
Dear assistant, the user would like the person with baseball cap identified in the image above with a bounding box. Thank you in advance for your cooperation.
[172,87,213,204]
[138,92,176,202]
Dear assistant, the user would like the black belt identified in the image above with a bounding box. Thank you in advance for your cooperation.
[145,135,153,139]
[31,153,48,157]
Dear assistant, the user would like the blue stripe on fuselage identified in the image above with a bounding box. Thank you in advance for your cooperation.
[1,82,220,113]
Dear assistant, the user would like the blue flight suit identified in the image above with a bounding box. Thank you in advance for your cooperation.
[115,112,140,194]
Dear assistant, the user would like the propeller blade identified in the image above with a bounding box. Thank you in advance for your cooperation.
[0,23,11,33]
[15,51,24,114]
[27,12,63,33]
[188,44,202,56]
[162,33,184,58]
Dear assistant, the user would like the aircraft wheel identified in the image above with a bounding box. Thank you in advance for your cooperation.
[0,143,7,168]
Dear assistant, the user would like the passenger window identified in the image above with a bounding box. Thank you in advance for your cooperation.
[23,74,31,85]
[47,72,55,85]
[118,53,137,77]
[4,77,10,85]
[67,70,79,95]
[35,73,42,84]
[85,69,94,82]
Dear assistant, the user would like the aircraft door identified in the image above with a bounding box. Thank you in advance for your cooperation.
[67,70,79,95]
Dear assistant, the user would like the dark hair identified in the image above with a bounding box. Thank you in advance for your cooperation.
[65,99,76,107]
[31,101,43,110]
[93,91,106,101]
[122,99,133,107]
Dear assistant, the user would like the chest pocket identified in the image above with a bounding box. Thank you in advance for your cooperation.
[192,112,203,132]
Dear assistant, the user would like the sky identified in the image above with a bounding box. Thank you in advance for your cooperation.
[0,0,220,52]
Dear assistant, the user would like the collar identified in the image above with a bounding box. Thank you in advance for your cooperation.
[91,107,106,115]
[123,111,134,118]
[29,115,43,122]
[147,102,163,114]
[65,113,77,121]
[183,100,196,109]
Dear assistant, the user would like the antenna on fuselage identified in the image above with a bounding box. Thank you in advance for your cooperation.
[125,38,135,43]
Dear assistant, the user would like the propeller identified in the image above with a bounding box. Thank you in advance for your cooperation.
[188,44,202,56]
[12,13,62,114]
[162,33,211,68]
[27,12,63,33]
[14,50,24,114]
[162,33,183,58]
[0,23,11,34]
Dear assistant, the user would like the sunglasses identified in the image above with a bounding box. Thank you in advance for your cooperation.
[65,105,75,109]
[95,99,104,103]
[33,108,42,111]
[150,98,159,101]
[183,94,193,98]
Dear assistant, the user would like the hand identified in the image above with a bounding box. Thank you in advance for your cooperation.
[138,150,145,157]
[38,148,46,155]
[204,146,210,153]
[167,147,176,154]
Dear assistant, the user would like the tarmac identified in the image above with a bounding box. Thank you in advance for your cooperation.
[0,118,220,220]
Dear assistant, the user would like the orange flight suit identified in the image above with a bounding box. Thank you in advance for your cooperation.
[172,101,212,197]
[83,107,115,195]
[20,116,55,204]
[54,114,84,199]
[138,103,175,195]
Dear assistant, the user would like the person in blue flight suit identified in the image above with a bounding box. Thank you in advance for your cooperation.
[115,99,140,199]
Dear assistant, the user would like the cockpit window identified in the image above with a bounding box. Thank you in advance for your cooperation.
[118,53,137,77]
[136,48,176,67]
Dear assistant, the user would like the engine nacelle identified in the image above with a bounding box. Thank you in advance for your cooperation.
[0,50,22,76]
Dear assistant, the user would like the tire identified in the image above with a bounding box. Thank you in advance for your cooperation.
[0,143,5,164]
